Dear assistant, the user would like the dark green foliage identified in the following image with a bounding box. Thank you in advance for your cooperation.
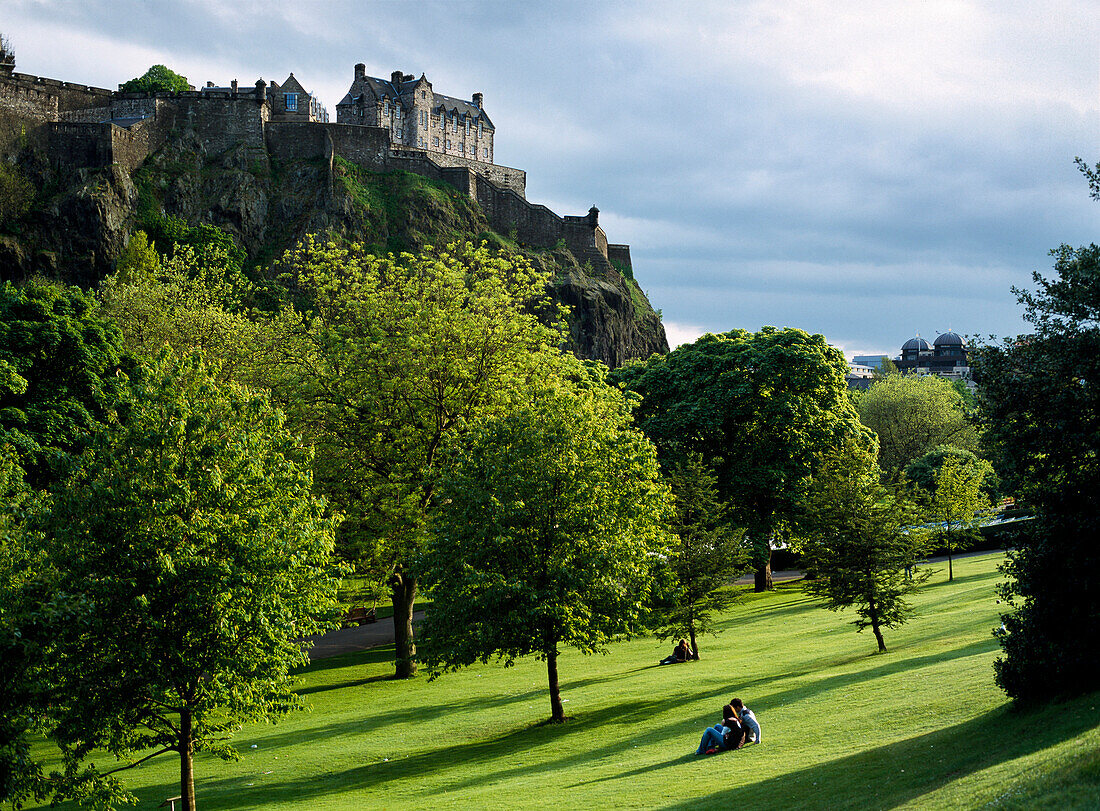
[977,193,1100,699]
[650,453,748,656]
[611,327,874,590]
[0,281,125,489]
[905,445,999,500]
[119,64,190,94]
[419,380,671,721]
[0,163,33,224]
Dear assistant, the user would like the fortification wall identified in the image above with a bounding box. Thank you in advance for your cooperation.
[474,174,565,246]
[47,122,112,171]
[418,149,525,196]
[326,124,391,169]
[607,244,633,274]
[172,94,267,153]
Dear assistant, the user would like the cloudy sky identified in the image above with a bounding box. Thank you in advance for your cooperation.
[6,0,1097,356]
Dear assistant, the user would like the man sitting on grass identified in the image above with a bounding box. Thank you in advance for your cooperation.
[731,698,760,743]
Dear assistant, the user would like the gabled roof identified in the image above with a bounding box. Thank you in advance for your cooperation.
[277,73,309,96]
[337,71,494,130]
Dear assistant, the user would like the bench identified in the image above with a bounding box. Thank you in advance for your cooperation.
[342,606,377,627]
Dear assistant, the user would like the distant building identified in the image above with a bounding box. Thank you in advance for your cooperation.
[895,331,970,380]
[852,354,890,370]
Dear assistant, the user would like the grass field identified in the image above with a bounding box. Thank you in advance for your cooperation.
[31,551,1100,809]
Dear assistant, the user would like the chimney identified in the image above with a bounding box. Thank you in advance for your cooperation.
[472,92,483,108]
[206,81,214,87]
[391,70,403,86]
[230,79,238,96]
[355,63,365,80]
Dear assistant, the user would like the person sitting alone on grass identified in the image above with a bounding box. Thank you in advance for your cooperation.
[695,704,746,755]
[730,698,760,744]
[659,638,694,665]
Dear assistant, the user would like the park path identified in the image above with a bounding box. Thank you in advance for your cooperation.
[306,550,1002,661]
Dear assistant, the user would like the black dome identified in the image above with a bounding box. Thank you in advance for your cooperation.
[934,331,964,347]
[902,336,930,351]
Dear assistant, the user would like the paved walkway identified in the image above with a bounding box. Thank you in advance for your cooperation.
[306,550,1003,660]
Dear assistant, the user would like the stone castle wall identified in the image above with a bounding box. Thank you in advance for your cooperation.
[0,67,618,268]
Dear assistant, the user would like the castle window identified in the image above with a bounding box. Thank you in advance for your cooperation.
[284,93,298,112]
[465,119,470,135]
[445,139,451,149]
[397,128,403,138]
[483,147,488,158]
[452,114,458,132]
[440,113,445,129]
[432,136,439,147]
[478,120,482,137]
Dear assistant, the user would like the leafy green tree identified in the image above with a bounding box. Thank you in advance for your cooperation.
[872,356,900,380]
[856,373,980,477]
[100,241,261,383]
[119,64,190,93]
[652,453,748,658]
[262,240,564,677]
[418,377,671,721]
[0,281,125,488]
[977,167,1100,698]
[905,445,998,502]
[612,327,874,590]
[32,353,341,810]
[801,449,930,653]
[929,456,990,581]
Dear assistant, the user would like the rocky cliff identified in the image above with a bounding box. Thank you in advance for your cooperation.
[0,131,667,367]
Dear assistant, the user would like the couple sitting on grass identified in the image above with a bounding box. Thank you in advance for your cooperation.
[658,638,695,664]
[695,698,761,755]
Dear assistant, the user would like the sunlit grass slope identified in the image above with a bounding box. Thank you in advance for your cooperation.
[33,552,1100,809]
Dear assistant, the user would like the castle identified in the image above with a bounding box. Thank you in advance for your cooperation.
[0,55,633,279]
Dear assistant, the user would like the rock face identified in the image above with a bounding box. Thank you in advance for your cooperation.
[1,134,668,367]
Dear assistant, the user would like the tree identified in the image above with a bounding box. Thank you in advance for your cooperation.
[651,453,748,657]
[905,445,998,501]
[612,327,874,590]
[99,240,261,384]
[0,281,125,489]
[976,164,1100,699]
[801,450,930,653]
[872,356,900,380]
[929,456,990,581]
[418,376,671,721]
[31,353,341,810]
[856,373,980,477]
[262,240,565,677]
[119,64,190,94]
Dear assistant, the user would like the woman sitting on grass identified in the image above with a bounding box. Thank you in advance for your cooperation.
[695,704,746,755]
[659,638,694,665]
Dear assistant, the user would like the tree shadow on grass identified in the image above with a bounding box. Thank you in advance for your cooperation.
[657,697,1100,811]
[748,637,999,715]
[921,567,1002,590]
[154,682,759,810]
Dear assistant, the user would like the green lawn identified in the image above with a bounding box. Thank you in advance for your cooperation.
[31,552,1100,809]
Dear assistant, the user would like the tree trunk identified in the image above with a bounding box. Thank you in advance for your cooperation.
[754,546,773,592]
[947,548,954,582]
[180,708,196,811]
[688,625,700,661]
[546,641,564,722]
[868,596,887,653]
[390,571,418,678]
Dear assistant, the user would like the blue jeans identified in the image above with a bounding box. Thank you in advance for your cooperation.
[696,725,726,754]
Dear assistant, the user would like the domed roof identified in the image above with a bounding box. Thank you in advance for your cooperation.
[902,336,931,351]
[934,331,964,347]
